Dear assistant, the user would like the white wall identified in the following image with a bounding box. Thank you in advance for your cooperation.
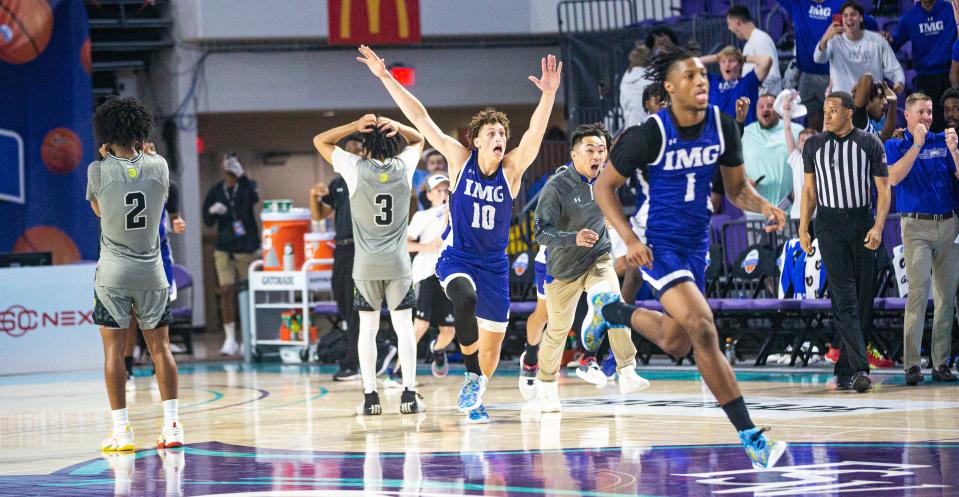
[189,46,563,114]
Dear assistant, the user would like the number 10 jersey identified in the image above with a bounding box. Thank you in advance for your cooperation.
[86,152,169,290]
[443,149,514,256]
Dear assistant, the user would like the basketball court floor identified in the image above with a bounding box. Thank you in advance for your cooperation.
[2,362,958,496]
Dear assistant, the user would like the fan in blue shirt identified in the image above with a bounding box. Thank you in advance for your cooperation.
[700,45,773,126]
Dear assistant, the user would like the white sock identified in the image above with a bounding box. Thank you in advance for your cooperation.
[390,308,417,390]
[111,408,129,431]
[585,281,612,301]
[224,322,236,342]
[163,399,179,426]
[358,311,380,394]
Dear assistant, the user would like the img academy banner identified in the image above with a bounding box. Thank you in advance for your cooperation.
[0,0,98,264]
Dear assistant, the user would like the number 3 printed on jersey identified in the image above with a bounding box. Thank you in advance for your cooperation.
[471,202,495,230]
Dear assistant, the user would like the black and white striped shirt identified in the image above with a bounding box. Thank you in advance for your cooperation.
[803,128,888,209]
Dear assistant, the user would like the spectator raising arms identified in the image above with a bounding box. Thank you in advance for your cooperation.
[851,74,898,141]
[726,5,782,95]
[700,46,773,126]
[814,1,904,95]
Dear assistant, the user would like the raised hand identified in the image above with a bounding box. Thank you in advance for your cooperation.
[376,116,399,137]
[735,96,751,124]
[356,45,388,78]
[945,128,958,153]
[528,54,563,94]
[913,123,928,148]
[355,114,377,134]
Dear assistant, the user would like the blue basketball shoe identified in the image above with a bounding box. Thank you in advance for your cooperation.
[583,292,621,352]
[738,427,787,470]
[458,372,487,412]
[465,404,490,424]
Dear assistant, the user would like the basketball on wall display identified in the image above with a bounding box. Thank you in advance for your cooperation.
[79,37,90,73]
[12,225,81,265]
[40,127,83,174]
[0,0,54,65]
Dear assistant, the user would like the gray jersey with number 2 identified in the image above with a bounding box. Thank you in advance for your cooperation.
[86,152,169,290]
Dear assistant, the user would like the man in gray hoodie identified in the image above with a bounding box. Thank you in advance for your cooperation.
[532,123,651,412]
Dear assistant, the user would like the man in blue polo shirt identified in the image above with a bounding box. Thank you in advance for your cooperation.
[887,0,957,132]
[885,92,959,386]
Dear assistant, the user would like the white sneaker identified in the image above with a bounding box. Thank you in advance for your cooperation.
[125,375,136,393]
[157,421,184,448]
[219,339,240,356]
[536,380,561,413]
[101,424,135,452]
[518,351,538,401]
[575,359,608,387]
[618,366,651,394]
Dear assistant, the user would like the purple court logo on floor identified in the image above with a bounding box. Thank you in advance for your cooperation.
[0,441,956,496]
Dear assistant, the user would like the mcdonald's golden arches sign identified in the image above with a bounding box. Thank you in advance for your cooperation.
[328,0,421,45]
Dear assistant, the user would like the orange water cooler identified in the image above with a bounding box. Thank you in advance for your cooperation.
[261,209,311,271]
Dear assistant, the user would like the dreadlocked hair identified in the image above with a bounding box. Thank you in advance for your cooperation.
[93,96,153,149]
[644,42,701,86]
[362,125,408,162]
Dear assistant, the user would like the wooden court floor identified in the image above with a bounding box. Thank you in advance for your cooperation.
[1,362,958,496]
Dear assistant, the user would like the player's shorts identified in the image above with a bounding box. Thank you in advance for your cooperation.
[639,240,708,297]
[533,260,550,299]
[609,226,628,260]
[214,250,258,287]
[353,278,416,312]
[94,285,172,330]
[415,275,455,326]
[436,247,510,332]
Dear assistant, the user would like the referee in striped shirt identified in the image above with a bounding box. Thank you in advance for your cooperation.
[798,91,891,393]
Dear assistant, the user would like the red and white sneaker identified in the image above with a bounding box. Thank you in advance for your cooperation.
[824,344,840,364]
[157,421,184,449]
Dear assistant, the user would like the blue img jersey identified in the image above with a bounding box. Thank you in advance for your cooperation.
[637,106,726,249]
[445,150,514,256]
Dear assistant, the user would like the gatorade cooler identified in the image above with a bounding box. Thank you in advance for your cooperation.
[304,232,335,270]
[261,208,311,271]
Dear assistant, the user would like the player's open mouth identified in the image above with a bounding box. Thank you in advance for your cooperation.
[695,91,708,103]
[493,146,503,154]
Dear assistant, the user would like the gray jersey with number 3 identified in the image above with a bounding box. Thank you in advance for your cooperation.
[349,156,412,281]
[86,153,169,290]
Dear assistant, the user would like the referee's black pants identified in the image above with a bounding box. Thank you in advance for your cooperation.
[332,240,359,369]
[816,206,876,378]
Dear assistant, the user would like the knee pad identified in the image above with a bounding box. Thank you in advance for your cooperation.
[445,277,479,347]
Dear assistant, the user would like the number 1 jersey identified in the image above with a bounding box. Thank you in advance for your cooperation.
[626,106,733,249]
[444,150,514,257]
[86,152,169,290]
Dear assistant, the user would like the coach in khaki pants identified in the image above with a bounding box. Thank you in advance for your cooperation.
[885,92,959,385]
[531,124,650,413]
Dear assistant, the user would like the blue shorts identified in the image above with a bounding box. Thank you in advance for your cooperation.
[533,261,549,299]
[639,241,707,296]
[436,247,510,332]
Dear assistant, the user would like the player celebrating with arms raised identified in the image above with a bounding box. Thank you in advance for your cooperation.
[591,43,789,469]
[357,45,561,423]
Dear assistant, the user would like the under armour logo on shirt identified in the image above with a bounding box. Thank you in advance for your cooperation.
[668,138,678,146]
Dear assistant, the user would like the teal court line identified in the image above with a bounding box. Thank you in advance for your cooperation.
[254,386,329,410]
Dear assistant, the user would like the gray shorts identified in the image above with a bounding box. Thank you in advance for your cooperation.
[798,72,830,115]
[353,278,415,312]
[94,285,171,330]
